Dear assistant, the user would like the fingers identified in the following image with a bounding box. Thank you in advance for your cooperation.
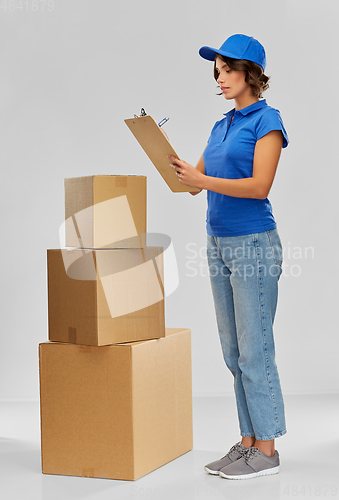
[169,163,182,172]
[167,155,185,167]
[168,155,186,174]
[170,164,184,182]
[172,166,183,178]
[169,163,184,182]
[168,155,187,183]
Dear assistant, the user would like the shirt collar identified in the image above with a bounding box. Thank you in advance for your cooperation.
[223,99,267,117]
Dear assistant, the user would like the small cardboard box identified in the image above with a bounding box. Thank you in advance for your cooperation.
[39,328,193,481]
[47,246,165,346]
[64,175,147,248]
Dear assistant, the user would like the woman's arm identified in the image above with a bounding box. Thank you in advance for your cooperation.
[169,130,283,199]
[188,146,207,195]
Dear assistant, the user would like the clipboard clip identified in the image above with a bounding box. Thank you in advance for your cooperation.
[134,108,147,118]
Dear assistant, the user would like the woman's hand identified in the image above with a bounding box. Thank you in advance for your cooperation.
[167,155,205,190]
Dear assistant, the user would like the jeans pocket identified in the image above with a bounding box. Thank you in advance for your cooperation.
[207,236,221,270]
[266,228,283,267]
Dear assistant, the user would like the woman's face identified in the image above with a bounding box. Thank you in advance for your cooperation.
[215,56,250,101]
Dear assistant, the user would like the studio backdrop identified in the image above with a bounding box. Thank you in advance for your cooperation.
[0,0,337,400]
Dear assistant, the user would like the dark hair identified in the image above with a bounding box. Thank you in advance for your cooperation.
[214,55,270,98]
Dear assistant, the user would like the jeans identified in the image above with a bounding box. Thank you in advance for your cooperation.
[206,228,287,441]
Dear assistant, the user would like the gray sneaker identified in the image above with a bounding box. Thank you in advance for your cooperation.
[204,442,248,475]
[219,446,280,479]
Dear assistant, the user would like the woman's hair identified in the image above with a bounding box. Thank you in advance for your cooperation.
[214,55,270,98]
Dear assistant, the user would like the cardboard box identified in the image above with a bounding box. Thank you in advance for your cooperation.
[39,328,193,481]
[47,246,165,346]
[64,175,147,248]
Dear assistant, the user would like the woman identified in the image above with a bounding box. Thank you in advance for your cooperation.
[168,34,288,480]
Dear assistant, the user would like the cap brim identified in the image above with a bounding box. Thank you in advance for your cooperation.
[199,46,241,61]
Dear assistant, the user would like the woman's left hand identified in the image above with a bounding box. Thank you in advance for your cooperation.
[167,155,205,189]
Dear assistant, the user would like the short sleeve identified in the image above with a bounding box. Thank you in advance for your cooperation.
[256,108,289,148]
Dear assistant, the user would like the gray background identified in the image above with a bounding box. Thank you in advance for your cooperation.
[0,0,337,400]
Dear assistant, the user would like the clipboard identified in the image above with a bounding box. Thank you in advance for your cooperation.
[124,110,200,193]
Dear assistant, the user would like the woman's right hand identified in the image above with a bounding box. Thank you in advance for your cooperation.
[188,146,206,195]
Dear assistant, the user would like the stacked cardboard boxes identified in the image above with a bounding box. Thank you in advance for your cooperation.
[39,175,193,481]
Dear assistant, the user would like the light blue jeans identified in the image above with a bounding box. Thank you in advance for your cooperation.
[206,228,287,441]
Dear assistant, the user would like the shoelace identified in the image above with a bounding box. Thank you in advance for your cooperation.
[244,446,260,462]
[222,442,246,459]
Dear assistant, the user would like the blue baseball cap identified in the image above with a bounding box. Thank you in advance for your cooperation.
[199,34,266,72]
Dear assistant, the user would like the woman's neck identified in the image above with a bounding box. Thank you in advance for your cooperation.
[234,96,259,111]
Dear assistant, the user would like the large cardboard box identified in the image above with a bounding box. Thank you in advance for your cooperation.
[47,246,165,346]
[64,175,147,248]
[39,328,193,481]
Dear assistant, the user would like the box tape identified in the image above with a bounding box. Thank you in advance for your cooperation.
[82,468,94,477]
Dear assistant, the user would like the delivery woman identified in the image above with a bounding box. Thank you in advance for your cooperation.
[168,33,289,480]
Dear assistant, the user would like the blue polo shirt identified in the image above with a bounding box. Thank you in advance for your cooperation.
[203,99,289,237]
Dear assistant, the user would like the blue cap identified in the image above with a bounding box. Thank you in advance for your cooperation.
[199,34,266,72]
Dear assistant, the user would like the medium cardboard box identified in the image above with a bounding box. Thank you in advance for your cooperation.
[39,328,193,481]
[47,246,165,346]
[64,175,147,248]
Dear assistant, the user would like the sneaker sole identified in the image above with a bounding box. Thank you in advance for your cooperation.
[219,465,280,480]
[204,466,221,475]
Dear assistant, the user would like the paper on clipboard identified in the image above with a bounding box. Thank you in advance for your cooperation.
[124,113,200,193]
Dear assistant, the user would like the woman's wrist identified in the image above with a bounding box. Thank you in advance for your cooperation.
[198,174,209,191]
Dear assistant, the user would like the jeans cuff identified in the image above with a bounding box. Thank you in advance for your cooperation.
[253,429,287,441]
[240,432,255,437]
